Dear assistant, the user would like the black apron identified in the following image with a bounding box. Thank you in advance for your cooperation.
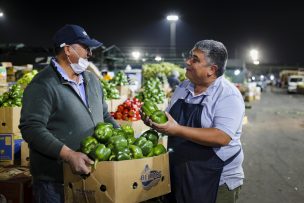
[166,91,240,203]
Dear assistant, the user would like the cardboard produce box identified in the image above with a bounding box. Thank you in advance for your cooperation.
[105,96,127,113]
[0,83,8,95]
[0,107,21,134]
[21,142,29,167]
[64,153,170,203]
[116,86,131,97]
[116,120,150,137]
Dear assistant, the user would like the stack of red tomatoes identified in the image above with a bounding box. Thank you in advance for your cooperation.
[111,98,143,121]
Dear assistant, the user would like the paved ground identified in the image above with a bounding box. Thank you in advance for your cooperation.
[239,86,304,203]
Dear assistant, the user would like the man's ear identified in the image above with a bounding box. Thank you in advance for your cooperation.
[208,65,218,77]
[64,46,71,56]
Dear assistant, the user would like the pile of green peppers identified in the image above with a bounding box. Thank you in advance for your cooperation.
[109,71,129,86]
[0,84,23,107]
[80,123,167,167]
[100,79,120,100]
[136,77,166,104]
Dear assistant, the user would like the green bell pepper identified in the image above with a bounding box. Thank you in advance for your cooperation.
[142,129,159,147]
[121,125,135,138]
[134,137,153,156]
[140,140,153,156]
[150,110,168,124]
[107,135,128,152]
[94,125,113,143]
[89,144,111,169]
[129,145,143,159]
[141,100,158,116]
[127,136,136,145]
[80,136,98,154]
[153,144,167,156]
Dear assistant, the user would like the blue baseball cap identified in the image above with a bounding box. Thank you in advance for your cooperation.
[52,24,102,48]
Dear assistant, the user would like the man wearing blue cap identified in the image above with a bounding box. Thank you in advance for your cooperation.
[19,24,119,202]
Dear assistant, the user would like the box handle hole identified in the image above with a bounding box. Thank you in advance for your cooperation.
[68,182,73,189]
[161,176,165,182]
[100,184,107,192]
[132,182,138,189]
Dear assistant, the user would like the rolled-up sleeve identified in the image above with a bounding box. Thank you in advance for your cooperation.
[212,95,245,139]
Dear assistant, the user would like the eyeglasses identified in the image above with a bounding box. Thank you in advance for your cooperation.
[184,51,201,63]
[185,51,212,67]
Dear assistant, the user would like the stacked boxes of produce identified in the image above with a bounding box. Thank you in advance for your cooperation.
[0,84,23,165]
[0,69,38,166]
[110,71,132,97]
[100,79,127,112]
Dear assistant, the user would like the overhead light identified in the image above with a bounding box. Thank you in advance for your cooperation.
[166,15,179,21]
[234,69,240,76]
[155,56,162,61]
[131,51,141,60]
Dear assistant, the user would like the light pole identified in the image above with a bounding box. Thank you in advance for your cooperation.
[166,15,179,58]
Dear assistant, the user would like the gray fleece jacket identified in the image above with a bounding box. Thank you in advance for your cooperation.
[19,62,119,183]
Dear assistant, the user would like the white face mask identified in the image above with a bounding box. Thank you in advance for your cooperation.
[67,47,90,74]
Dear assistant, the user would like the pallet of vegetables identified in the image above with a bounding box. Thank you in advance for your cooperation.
[64,123,170,203]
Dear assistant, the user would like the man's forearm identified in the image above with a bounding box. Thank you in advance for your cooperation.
[172,125,231,147]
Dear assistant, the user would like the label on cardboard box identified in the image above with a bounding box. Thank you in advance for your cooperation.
[0,134,23,162]
[0,66,7,84]
[0,135,13,160]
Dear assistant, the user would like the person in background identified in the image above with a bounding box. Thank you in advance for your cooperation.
[101,69,112,81]
[19,24,119,203]
[143,40,245,203]
[167,70,181,91]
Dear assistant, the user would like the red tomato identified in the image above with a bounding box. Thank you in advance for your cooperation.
[117,105,124,112]
[115,112,122,120]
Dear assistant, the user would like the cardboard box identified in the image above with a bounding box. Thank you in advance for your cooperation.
[64,153,170,203]
[105,96,127,113]
[116,86,131,97]
[0,107,21,133]
[0,134,23,166]
[0,83,8,95]
[116,120,150,138]
[1,62,13,68]
[105,100,112,112]
[110,96,127,112]
[21,142,29,167]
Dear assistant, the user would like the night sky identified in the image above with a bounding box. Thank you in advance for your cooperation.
[1,0,304,65]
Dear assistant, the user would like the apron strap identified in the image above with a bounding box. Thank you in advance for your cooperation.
[224,148,241,166]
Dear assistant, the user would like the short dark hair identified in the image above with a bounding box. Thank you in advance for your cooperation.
[53,46,64,56]
[193,40,228,77]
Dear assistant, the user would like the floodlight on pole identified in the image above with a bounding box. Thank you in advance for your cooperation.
[0,12,4,17]
[166,14,179,58]
[250,49,259,61]
[131,51,141,60]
